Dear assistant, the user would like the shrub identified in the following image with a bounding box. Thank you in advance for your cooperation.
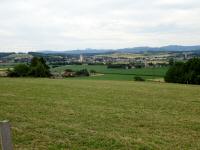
[134,76,145,81]
[76,69,90,76]
[65,69,73,72]
[90,70,96,74]
[8,64,29,77]
[107,64,132,69]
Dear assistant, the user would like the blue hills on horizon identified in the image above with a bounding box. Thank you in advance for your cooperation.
[39,45,200,54]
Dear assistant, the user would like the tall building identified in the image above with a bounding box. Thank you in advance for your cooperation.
[184,53,188,60]
[79,54,83,62]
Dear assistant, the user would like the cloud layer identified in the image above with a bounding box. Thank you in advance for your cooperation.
[0,0,200,52]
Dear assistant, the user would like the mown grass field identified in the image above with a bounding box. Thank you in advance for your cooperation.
[0,78,200,149]
[52,65,168,81]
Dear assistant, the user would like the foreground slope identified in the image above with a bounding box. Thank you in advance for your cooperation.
[0,78,200,149]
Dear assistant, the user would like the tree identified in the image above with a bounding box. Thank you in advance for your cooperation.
[8,57,51,77]
[169,58,175,66]
[164,62,184,83]
[29,57,51,77]
[165,58,200,84]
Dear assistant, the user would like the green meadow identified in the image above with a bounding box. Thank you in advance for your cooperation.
[0,78,200,149]
[52,65,168,81]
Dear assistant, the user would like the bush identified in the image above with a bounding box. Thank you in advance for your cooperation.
[76,69,90,76]
[65,69,73,72]
[90,70,96,74]
[8,64,29,77]
[107,64,132,69]
[134,76,145,81]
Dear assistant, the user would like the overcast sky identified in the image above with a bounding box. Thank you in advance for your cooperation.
[0,0,200,52]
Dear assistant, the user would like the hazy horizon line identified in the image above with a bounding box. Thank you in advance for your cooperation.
[0,44,200,53]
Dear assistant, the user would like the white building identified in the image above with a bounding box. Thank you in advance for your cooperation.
[79,55,84,62]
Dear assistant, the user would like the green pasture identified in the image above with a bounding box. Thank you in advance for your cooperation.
[0,78,200,149]
[52,65,168,81]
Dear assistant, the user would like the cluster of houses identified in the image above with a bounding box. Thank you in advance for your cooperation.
[0,52,195,68]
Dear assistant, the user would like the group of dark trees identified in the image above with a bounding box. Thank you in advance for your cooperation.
[0,52,15,58]
[134,76,145,81]
[51,62,83,68]
[63,69,93,77]
[165,58,200,85]
[107,64,133,69]
[8,57,51,77]
[75,69,90,76]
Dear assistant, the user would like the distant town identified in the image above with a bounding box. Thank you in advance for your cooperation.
[1,45,200,69]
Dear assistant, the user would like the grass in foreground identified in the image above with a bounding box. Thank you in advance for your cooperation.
[0,78,200,149]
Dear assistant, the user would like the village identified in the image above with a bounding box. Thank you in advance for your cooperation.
[0,51,195,69]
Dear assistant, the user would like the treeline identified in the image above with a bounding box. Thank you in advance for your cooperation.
[51,62,106,68]
[51,62,83,68]
[0,52,15,58]
[8,57,51,77]
[62,69,96,78]
[165,58,200,84]
[107,64,133,69]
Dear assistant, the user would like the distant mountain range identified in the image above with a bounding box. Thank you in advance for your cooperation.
[39,45,200,55]
[40,49,113,55]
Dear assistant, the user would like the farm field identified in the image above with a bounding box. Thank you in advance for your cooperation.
[52,65,168,80]
[0,78,200,149]
[64,74,161,81]
[96,52,171,59]
[0,68,8,76]
[0,63,16,69]
[0,68,7,71]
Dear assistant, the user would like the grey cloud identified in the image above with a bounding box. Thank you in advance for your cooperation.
[0,0,199,51]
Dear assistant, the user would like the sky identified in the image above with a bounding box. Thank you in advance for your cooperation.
[0,0,200,52]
